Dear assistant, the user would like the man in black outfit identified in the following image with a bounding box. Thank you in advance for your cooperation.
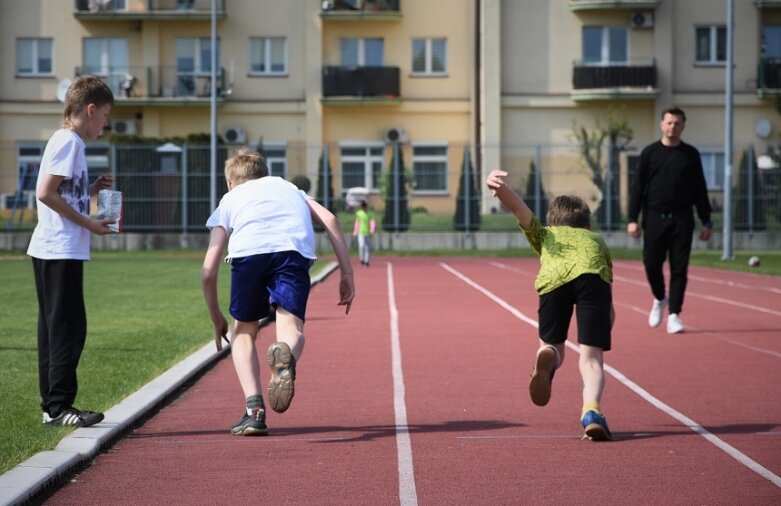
[627,107,713,334]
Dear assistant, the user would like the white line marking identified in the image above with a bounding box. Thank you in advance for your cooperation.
[441,262,781,488]
[387,263,419,506]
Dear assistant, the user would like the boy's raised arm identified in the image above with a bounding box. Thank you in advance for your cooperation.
[485,169,534,229]
[307,199,355,314]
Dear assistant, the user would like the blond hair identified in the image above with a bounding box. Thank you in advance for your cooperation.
[546,195,591,228]
[62,75,114,128]
[224,149,269,185]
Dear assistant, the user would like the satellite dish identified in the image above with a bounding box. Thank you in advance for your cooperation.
[56,79,72,103]
[755,117,772,139]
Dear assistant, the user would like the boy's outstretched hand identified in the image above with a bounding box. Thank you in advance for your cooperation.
[338,272,355,315]
[486,169,509,196]
[212,314,230,351]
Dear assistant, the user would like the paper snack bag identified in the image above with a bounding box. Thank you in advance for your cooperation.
[97,189,123,232]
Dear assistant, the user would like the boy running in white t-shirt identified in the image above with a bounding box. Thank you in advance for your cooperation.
[202,149,355,435]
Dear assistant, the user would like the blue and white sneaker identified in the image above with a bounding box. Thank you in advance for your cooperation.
[581,410,612,441]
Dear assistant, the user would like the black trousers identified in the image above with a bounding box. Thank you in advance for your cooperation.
[641,209,695,315]
[31,258,87,416]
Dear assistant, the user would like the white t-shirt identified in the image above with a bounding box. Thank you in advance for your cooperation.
[27,129,92,260]
[205,176,317,260]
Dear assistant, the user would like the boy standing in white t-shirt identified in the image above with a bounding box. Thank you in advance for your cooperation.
[202,149,355,435]
[27,75,117,427]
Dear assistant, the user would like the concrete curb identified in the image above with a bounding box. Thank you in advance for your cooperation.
[0,261,339,506]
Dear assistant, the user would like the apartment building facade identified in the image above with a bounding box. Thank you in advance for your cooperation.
[1,0,779,227]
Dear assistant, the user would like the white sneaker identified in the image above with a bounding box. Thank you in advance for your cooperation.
[667,313,685,334]
[648,297,667,328]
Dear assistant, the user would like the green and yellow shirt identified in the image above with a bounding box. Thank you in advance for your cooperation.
[521,215,613,295]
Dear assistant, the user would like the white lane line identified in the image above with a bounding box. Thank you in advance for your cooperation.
[441,262,781,488]
[387,263,419,506]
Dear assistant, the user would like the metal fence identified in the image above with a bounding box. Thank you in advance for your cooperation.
[2,141,780,234]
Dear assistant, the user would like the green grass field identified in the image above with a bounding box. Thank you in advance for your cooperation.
[0,248,778,474]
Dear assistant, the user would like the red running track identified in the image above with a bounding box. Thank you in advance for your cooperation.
[44,257,781,505]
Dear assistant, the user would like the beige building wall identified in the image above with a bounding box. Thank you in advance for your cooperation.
[2,0,781,221]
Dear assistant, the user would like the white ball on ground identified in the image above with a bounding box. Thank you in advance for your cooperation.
[748,255,761,268]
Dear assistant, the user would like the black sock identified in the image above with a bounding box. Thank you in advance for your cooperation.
[246,394,264,410]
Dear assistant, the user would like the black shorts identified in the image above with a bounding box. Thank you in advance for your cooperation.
[538,274,612,351]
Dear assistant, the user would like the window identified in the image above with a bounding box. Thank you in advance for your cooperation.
[762,26,781,59]
[250,37,287,75]
[340,144,384,191]
[83,38,129,95]
[257,143,287,178]
[84,145,110,185]
[176,37,220,96]
[412,143,448,192]
[17,38,53,76]
[700,151,724,190]
[695,26,726,64]
[582,27,627,65]
[411,38,447,75]
[340,38,384,66]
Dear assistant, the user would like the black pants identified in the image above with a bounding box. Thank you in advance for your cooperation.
[642,209,694,315]
[32,258,87,416]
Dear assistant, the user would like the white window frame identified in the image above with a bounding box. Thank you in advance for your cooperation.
[411,142,449,194]
[17,38,53,76]
[254,142,288,178]
[700,150,724,190]
[695,25,727,65]
[582,26,628,66]
[176,37,219,75]
[83,37,129,95]
[411,38,447,76]
[340,38,384,67]
[339,142,385,192]
[249,37,287,76]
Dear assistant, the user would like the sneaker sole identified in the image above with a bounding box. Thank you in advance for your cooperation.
[529,348,556,406]
[583,423,612,441]
[267,343,295,413]
[231,425,268,436]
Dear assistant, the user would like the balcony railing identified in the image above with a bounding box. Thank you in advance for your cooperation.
[756,1,781,8]
[569,0,661,10]
[74,0,226,20]
[320,0,401,19]
[573,61,656,88]
[758,58,781,94]
[322,66,400,100]
[75,65,226,102]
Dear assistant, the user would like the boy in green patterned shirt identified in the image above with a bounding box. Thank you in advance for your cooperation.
[486,169,615,441]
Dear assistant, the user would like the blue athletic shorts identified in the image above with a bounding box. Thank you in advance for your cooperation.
[229,251,313,323]
[538,274,612,351]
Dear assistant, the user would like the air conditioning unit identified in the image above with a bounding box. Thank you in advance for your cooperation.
[111,120,136,135]
[384,127,407,144]
[630,12,653,29]
[223,126,247,144]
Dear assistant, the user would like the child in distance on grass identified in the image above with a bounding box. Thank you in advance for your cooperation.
[202,149,354,436]
[27,75,116,428]
[486,169,615,441]
[353,200,376,267]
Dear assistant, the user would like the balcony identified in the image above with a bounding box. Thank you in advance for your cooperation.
[757,58,781,96]
[74,0,226,20]
[322,66,400,103]
[320,0,401,20]
[569,0,661,10]
[571,60,658,100]
[75,65,227,105]
[756,1,781,8]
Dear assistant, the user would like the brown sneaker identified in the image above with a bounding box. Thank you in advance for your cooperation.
[267,342,296,413]
[529,346,557,406]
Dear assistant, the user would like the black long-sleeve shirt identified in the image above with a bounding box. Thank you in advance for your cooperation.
[628,140,712,225]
